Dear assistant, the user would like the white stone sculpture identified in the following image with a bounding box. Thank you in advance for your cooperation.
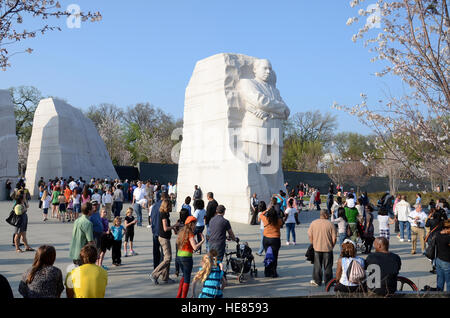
[176,53,290,224]
[0,89,19,200]
[25,98,118,196]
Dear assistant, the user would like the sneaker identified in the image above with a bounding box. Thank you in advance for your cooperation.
[400,239,404,242]
[147,225,151,228]
[408,239,411,242]
[149,275,159,285]
[102,265,109,270]
[124,254,128,257]
[131,251,138,256]
[286,242,290,246]
[292,242,296,246]
[256,252,263,257]
[161,278,176,284]
[310,280,319,286]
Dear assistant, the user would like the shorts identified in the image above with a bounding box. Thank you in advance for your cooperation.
[93,232,103,250]
[43,208,48,215]
[100,233,109,253]
[125,231,134,242]
[59,204,66,212]
[14,213,28,234]
[52,202,59,206]
[73,204,81,213]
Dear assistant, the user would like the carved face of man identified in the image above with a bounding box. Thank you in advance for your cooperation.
[254,59,272,82]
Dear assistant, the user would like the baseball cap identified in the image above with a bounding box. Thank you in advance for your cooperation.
[90,200,99,205]
[185,216,197,225]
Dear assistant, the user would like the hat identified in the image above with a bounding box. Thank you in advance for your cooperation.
[90,200,99,205]
[185,216,197,225]
[347,199,355,208]
[343,239,356,248]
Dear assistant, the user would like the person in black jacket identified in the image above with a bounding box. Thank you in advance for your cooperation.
[205,192,218,253]
[426,207,448,273]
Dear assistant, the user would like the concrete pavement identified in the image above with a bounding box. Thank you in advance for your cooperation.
[0,200,437,298]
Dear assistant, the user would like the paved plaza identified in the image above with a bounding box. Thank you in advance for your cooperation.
[0,200,437,298]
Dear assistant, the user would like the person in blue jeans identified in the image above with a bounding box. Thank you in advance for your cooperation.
[284,198,297,245]
[256,201,267,256]
[435,222,450,291]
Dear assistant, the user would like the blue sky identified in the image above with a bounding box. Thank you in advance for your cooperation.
[0,0,403,134]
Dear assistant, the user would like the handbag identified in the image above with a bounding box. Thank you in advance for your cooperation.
[6,209,22,227]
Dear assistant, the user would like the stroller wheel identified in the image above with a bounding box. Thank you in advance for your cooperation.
[238,275,245,283]
[254,268,258,277]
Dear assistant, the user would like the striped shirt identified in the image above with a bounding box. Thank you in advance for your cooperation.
[199,264,224,298]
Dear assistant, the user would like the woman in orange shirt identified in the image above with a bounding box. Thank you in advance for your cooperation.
[258,204,283,278]
[175,216,205,298]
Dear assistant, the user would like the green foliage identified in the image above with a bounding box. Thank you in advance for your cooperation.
[9,86,42,142]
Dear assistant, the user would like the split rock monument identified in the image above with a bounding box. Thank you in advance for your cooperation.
[25,98,118,196]
[177,53,290,224]
[0,89,18,200]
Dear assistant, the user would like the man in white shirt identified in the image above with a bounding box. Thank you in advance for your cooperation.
[408,204,427,255]
[102,189,113,222]
[69,180,77,191]
[394,195,411,242]
[132,181,146,227]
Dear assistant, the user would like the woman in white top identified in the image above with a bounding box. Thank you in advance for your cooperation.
[335,239,366,293]
[193,199,206,254]
[377,208,394,240]
[284,198,298,245]
[71,190,81,220]
[331,207,348,248]
[355,198,365,223]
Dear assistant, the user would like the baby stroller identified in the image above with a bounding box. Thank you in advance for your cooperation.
[224,238,257,283]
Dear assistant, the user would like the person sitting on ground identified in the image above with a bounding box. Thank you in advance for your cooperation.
[18,245,64,298]
[65,244,108,298]
[334,239,366,293]
[364,237,402,297]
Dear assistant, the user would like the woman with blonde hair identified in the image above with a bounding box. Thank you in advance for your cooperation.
[18,245,64,298]
[192,249,226,298]
[175,216,205,298]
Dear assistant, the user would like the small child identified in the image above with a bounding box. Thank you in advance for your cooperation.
[192,250,226,298]
[58,193,67,223]
[124,207,137,257]
[41,190,51,221]
[110,217,126,266]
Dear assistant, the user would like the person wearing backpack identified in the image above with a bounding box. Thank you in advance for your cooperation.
[334,239,366,293]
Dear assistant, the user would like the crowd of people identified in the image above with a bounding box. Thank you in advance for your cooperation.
[3,177,450,298]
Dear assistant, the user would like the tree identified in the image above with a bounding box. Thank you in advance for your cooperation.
[283,110,337,172]
[85,103,132,166]
[336,0,450,189]
[1,0,101,70]
[9,86,42,174]
[124,103,181,164]
[285,111,338,146]
[9,86,42,142]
